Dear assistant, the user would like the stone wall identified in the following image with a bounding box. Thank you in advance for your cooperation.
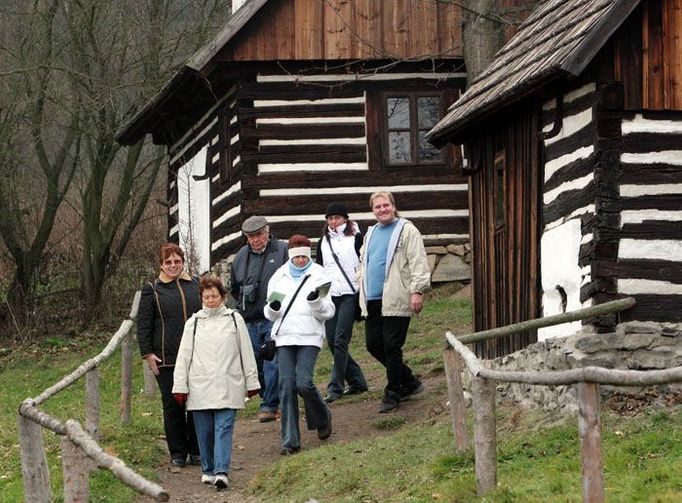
[426,243,471,283]
[491,323,682,415]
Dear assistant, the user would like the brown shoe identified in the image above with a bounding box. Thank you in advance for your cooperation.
[258,411,276,423]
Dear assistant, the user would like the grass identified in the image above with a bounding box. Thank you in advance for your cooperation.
[1,283,680,502]
[248,407,681,502]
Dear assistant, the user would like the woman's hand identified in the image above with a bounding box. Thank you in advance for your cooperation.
[247,389,259,398]
[143,354,162,375]
[173,393,187,405]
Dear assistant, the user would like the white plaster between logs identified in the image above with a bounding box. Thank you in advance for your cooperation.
[544,204,595,232]
[254,97,365,107]
[169,204,178,215]
[581,232,593,244]
[621,209,682,225]
[542,83,596,110]
[543,172,594,205]
[212,181,242,206]
[621,151,682,165]
[543,108,592,146]
[620,183,682,197]
[260,184,467,196]
[262,209,468,222]
[211,229,242,251]
[544,145,594,181]
[260,137,366,146]
[539,218,583,340]
[256,116,365,125]
[619,278,682,295]
[212,205,241,228]
[622,114,682,134]
[619,239,682,261]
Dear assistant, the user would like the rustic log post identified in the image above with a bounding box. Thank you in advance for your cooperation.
[578,382,605,503]
[85,369,100,441]
[17,412,52,503]
[472,375,497,495]
[143,361,157,397]
[62,437,89,502]
[443,346,468,452]
[121,330,133,425]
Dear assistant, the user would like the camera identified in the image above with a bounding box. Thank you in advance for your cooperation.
[241,284,258,309]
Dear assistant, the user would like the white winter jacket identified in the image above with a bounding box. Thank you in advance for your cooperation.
[318,224,360,296]
[172,305,260,411]
[263,262,335,348]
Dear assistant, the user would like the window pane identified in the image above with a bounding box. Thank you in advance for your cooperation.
[418,131,443,161]
[387,97,410,129]
[388,132,412,163]
[418,96,441,128]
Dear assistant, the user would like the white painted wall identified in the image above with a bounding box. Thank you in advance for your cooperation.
[177,146,211,274]
[539,219,584,340]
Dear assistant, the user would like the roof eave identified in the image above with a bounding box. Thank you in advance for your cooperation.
[115,67,196,146]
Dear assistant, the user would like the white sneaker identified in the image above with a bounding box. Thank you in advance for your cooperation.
[201,474,215,484]
[214,473,228,489]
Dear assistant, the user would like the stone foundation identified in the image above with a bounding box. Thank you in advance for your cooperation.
[426,243,471,283]
[491,323,682,415]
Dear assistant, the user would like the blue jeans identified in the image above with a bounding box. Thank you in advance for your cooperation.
[278,345,330,450]
[247,319,279,413]
[325,295,368,397]
[192,409,237,475]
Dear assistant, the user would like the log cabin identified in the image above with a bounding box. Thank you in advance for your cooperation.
[116,0,473,274]
[428,0,682,358]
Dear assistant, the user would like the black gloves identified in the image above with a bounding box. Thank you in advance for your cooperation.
[269,300,281,311]
[306,290,319,301]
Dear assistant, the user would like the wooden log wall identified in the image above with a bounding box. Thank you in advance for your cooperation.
[540,83,601,334]
[207,69,468,263]
[612,0,682,111]
[610,110,682,323]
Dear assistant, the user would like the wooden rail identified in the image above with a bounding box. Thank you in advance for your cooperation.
[442,297,682,502]
[17,291,169,502]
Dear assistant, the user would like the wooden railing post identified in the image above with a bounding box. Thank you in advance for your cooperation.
[578,382,605,503]
[143,362,157,397]
[17,413,52,503]
[121,331,133,425]
[85,369,100,441]
[62,437,89,502]
[443,347,468,452]
[472,375,497,495]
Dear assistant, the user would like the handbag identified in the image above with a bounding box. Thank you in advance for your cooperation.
[260,274,311,360]
[326,235,364,321]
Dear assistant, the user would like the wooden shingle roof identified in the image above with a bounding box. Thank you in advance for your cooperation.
[427,0,641,146]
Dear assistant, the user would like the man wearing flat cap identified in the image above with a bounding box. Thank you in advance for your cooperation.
[230,216,288,422]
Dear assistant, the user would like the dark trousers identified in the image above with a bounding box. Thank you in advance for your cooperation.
[325,294,367,397]
[156,367,199,460]
[365,300,418,399]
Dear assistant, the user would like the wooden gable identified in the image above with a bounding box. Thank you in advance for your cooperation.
[215,0,462,62]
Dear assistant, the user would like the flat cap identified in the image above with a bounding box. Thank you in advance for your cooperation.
[242,215,268,234]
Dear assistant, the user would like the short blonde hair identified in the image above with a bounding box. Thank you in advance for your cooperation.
[368,191,396,209]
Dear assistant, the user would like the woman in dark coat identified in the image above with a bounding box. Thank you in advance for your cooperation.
[137,242,202,467]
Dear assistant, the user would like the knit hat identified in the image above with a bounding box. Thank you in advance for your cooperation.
[242,215,268,234]
[324,202,349,219]
[288,234,312,259]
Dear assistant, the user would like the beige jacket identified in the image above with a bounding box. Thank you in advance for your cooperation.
[172,305,260,411]
[358,218,431,317]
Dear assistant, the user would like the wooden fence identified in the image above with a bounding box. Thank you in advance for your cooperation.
[17,291,169,502]
[442,297,682,502]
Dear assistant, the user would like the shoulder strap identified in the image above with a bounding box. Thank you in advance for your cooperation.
[275,274,311,336]
[230,312,246,380]
[326,235,356,293]
[188,317,198,374]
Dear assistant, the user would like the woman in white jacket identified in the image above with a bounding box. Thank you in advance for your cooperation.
[315,202,368,402]
[173,276,260,490]
[264,235,336,455]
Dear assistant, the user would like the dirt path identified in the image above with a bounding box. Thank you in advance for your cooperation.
[144,374,447,502]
